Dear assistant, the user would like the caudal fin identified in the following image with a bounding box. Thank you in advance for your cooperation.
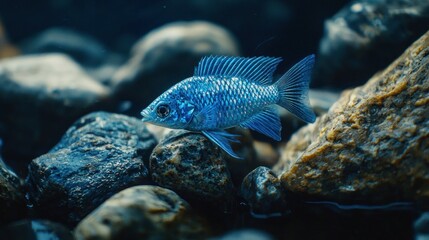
[274,54,316,123]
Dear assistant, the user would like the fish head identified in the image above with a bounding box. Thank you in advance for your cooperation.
[141,90,195,129]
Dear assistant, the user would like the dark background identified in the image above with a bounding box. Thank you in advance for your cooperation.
[0,0,350,61]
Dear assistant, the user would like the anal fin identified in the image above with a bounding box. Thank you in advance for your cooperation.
[202,130,242,159]
[240,107,281,141]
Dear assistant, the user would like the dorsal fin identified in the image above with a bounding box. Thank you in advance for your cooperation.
[194,56,282,85]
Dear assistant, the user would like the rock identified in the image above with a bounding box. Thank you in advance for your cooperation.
[149,130,235,206]
[0,20,19,59]
[0,0,343,65]
[26,112,157,225]
[415,212,429,239]
[314,0,429,89]
[74,185,208,240]
[240,167,287,215]
[0,159,26,224]
[308,90,341,116]
[19,27,125,84]
[21,28,108,67]
[275,31,429,204]
[148,126,257,186]
[0,53,111,160]
[145,124,174,142]
[253,141,279,167]
[0,220,73,240]
[224,127,259,185]
[111,21,240,108]
[213,229,273,240]
[272,123,315,174]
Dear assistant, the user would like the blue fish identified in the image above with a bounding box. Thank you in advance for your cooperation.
[141,55,316,158]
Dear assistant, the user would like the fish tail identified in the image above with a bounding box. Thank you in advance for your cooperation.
[274,54,316,123]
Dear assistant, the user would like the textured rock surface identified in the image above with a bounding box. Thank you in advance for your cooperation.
[0,220,74,240]
[149,130,235,205]
[240,167,287,215]
[275,31,429,203]
[0,159,26,224]
[26,112,157,225]
[314,0,429,89]
[74,185,208,240]
[0,54,111,159]
[111,21,239,107]
[21,28,108,67]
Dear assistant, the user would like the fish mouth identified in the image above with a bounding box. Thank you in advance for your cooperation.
[140,109,151,122]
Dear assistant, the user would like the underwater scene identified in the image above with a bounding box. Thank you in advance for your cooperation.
[0,0,428,239]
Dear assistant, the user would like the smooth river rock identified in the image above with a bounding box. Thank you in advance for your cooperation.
[0,53,111,160]
[21,27,108,67]
[275,31,429,204]
[314,0,429,89]
[240,167,287,215]
[111,21,239,108]
[75,185,208,240]
[26,112,157,225]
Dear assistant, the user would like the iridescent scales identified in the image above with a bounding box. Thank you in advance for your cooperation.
[141,55,316,158]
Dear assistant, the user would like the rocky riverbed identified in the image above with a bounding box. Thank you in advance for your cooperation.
[0,0,428,239]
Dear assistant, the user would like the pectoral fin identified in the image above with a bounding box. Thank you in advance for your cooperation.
[202,130,242,159]
[193,104,218,128]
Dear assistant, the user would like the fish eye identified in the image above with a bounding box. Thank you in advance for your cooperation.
[156,104,170,118]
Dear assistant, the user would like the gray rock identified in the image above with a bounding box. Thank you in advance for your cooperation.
[19,27,125,85]
[74,185,208,240]
[275,31,429,204]
[149,130,235,205]
[415,212,429,240]
[111,21,240,106]
[314,0,429,89]
[0,159,26,224]
[0,220,73,240]
[0,53,111,159]
[213,229,273,240]
[240,167,287,215]
[21,27,108,67]
[26,112,157,225]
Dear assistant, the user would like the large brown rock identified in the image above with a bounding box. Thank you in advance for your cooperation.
[275,31,429,204]
[149,130,235,206]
